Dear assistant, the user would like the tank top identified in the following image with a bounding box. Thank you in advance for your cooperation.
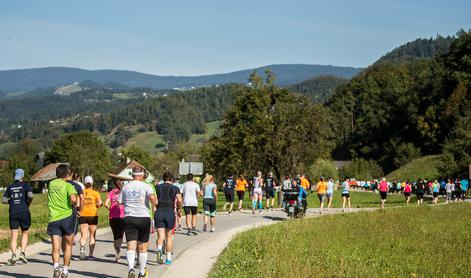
[253,177,262,189]
[108,188,124,219]
[204,183,216,199]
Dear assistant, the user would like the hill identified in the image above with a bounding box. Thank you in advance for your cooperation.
[0,64,362,92]
[287,75,348,103]
[386,155,440,181]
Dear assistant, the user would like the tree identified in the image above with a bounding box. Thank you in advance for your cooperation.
[45,131,112,180]
[120,146,152,169]
[0,138,42,184]
[340,158,383,180]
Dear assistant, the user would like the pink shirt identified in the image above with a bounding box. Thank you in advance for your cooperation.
[379,181,388,192]
[404,184,412,193]
[108,189,124,219]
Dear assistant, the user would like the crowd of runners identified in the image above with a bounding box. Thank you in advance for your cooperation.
[1,166,469,278]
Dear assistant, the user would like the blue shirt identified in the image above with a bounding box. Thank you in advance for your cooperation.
[460,179,469,191]
[224,177,235,192]
[3,181,32,214]
[204,183,217,199]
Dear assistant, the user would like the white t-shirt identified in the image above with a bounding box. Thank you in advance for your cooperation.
[181,181,201,207]
[119,180,155,218]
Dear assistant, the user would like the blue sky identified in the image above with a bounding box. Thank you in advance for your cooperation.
[0,0,469,75]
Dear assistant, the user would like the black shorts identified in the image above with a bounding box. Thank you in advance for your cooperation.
[433,192,439,198]
[318,194,326,203]
[341,193,350,199]
[380,191,387,200]
[203,198,217,216]
[416,191,424,199]
[184,206,198,215]
[225,191,235,203]
[404,192,411,197]
[236,190,245,201]
[109,218,125,240]
[124,216,151,243]
[266,188,275,198]
[9,210,31,231]
[154,209,176,230]
[47,214,77,237]
[79,216,98,225]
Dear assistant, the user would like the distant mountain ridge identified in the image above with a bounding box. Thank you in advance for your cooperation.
[0,64,362,92]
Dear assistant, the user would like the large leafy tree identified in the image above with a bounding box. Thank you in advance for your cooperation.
[202,72,335,179]
[45,131,112,180]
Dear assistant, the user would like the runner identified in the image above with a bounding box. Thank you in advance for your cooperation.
[2,169,33,265]
[173,175,183,230]
[78,176,103,260]
[341,178,351,212]
[445,179,453,204]
[105,173,131,262]
[202,175,218,232]
[326,177,334,210]
[378,178,388,209]
[264,172,277,210]
[404,181,412,205]
[460,177,468,201]
[300,174,310,192]
[281,176,291,208]
[155,172,182,265]
[432,179,440,204]
[235,174,248,211]
[222,174,236,214]
[252,171,264,214]
[181,173,201,235]
[119,166,157,278]
[66,172,84,248]
[416,178,425,205]
[316,177,327,214]
[47,164,78,278]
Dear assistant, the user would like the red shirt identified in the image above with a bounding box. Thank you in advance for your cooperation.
[379,181,388,192]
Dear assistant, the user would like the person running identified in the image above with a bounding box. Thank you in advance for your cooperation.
[415,178,425,205]
[404,181,412,205]
[378,178,388,209]
[47,164,78,278]
[326,177,334,210]
[445,179,453,204]
[119,166,157,278]
[281,176,291,208]
[316,177,327,214]
[222,174,236,214]
[172,175,184,231]
[2,169,33,265]
[202,175,218,232]
[459,177,468,201]
[66,173,84,248]
[235,174,248,211]
[181,173,201,235]
[252,171,264,214]
[105,173,131,262]
[155,172,182,265]
[432,179,440,204]
[341,178,351,212]
[264,172,277,210]
[78,176,102,260]
[300,174,310,192]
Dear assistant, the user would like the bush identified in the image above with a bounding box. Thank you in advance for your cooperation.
[340,158,383,180]
[307,159,338,181]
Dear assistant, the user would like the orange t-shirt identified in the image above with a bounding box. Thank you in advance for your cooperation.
[236,178,248,191]
[80,188,101,217]
[300,177,310,190]
[317,181,327,194]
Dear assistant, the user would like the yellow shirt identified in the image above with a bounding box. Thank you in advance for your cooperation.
[80,188,101,217]
[300,177,310,190]
[317,181,327,194]
[236,178,248,191]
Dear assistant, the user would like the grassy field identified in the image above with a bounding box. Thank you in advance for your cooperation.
[122,131,164,153]
[386,155,440,181]
[210,202,471,277]
[188,120,222,148]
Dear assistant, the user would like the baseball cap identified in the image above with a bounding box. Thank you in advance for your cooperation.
[14,169,24,180]
[84,176,93,184]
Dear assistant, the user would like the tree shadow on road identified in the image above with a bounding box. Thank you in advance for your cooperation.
[0,270,48,278]
[262,216,285,221]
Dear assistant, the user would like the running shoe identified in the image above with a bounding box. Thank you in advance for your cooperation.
[203,224,207,232]
[186,229,192,236]
[138,269,149,278]
[252,209,255,214]
[53,268,62,278]
[128,269,136,278]
[6,254,17,265]
[192,228,198,235]
[79,246,86,260]
[18,252,28,264]
[177,225,182,231]
[165,258,172,265]
[210,227,215,232]
[156,250,164,264]
[61,272,69,278]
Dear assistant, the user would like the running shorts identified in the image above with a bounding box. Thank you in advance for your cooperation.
[341,193,350,198]
[203,198,217,217]
[416,191,424,199]
[109,218,125,240]
[266,188,275,198]
[47,214,77,237]
[326,192,333,199]
[154,209,176,230]
[380,191,387,200]
[253,188,263,197]
[236,190,245,201]
[404,192,411,197]
[317,193,326,203]
[124,216,151,242]
[79,216,98,225]
[9,210,31,231]
[224,191,235,203]
[433,192,439,198]
[183,206,198,215]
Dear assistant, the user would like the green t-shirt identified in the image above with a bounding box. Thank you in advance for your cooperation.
[48,178,77,222]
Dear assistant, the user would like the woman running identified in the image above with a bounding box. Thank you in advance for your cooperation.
[79,176,103,260]
[326,178,334,210]
[341,178,351,212]
[404,181,412,205]
[432,179,440,204]
[104,174,130,262]
[252,171,264,214]
[378,178,388,208]
[202,175,218,232]
[416,179,425,205]
[235,174,248,211]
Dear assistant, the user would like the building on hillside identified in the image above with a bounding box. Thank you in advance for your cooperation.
[112,159,155,184]
[31,162,69,193]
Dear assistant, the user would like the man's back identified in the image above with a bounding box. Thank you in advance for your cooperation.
[182,181,200,207]
[120,180,154,218]
[156,182,180,209]
[48,179,77,222]
[4,181,32,213]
